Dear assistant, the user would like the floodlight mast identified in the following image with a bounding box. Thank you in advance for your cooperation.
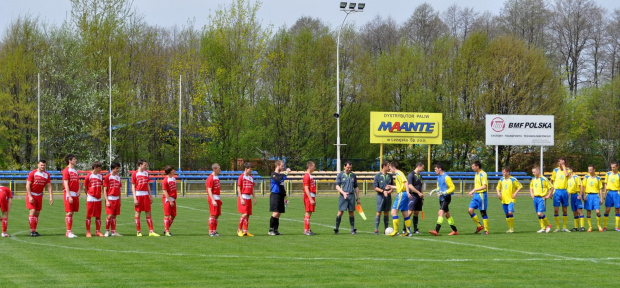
[335,2,364,173]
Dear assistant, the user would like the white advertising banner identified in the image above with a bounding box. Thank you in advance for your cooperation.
[485,115,554,146]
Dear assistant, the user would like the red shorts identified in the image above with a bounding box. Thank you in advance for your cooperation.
[237,196,253,215]
[208,197,222,216]
[64,196,80,213]
[163,201,177,217]
[0,193,9,212]
[26,195,43,211]
[86,201,102,218]
[304,195,316,212]
[134,195,151,212]
[105,199,121,215]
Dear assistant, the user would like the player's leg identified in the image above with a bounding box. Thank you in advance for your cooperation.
[375,195,382,234]
[603,206,611,230]
[144,197,156,236]
[402,209,412,236]
[468,195,483,233]
[1,210,8,237]
[615,207,620,231]
[134,204,142,236]
[446,210,458,235]
[383,211,390,232]
[243,203,253,236]
[481,193,489,234]
[562,203,569,231]
[94,202,103,237]
[430,208,444,235]
[348,196,356,234]
[304,211,313,235]
[413,210,420,233]
[65,195,75,237]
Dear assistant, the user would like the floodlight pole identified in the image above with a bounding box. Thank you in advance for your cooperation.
[336,3,363,173]
[179,74,182,172]
[37,73,40,162]
[109,56,112,168]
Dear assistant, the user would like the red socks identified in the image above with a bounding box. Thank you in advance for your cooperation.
[304,216,311,232]
[135,217,141,232]
[65,216,73,232]
[85,218,91,232]
[146,216,154,232]
[1,217,7,233]
[29,216,37,232]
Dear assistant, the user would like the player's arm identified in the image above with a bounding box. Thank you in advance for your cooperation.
[335,174,346,197]
[237,177,245,205]
[103,183,110,207]
[252,183,257,205]
[63,178,72,203]
[162,181,171,204]
[303,181,314,204]
[131,174,138,205]
[147,177,153,203]
[26,179,33,204]
[496,181,502,198]
[354,177,360,203]
[46,182,53,205]
[207,180,217,206]
[445,177,455,195]
[529,182,535,199]
[513,182,522,199]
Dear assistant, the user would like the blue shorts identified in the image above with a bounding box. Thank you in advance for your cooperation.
[469,192,488,211]
[553,189,569,207]
[533,197,546,213]
[502,203,515,214]
[605,191,620,208]
[392,192,409,212]
[570,193,583,211]
[585,194,600,211]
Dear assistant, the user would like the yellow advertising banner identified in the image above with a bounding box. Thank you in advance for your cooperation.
[370,112,443,144]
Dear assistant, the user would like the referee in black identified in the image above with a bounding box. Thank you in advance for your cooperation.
[407,162,425,234]
[269,160,290,235]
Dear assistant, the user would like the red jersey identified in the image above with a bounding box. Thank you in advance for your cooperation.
[84,172,103,199]
[131,170,150,192]
[162,176,178,199]
[206,174,221,195]
[27,169,51,194]
[0,186,13,199]
[237,174,254,195]
[62,167,80,196]
[104,174,122,197]
[303,173,316,194]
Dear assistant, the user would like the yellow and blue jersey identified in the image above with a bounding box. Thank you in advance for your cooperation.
[567,175,582,194]
[551,167,571,189]
[393,171,407,194]
[437,174,455,195]
[497,177,522,204]
[605,172,620,191]
[474,170,488,193]
[530,176,551,197]
[584,175,603,194]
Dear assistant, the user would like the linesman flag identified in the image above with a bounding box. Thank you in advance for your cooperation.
[356,204,367,220]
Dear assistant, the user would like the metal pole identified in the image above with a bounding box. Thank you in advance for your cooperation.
[37,73,40,161]
[379,143,383,168]
[336,14,349,173]
[179,74,182,172]
[495,145,499,172]
[109,56,112,167]
[540,146,544,173]
[427,144,431,172]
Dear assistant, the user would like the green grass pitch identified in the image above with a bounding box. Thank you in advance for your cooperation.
[1,195,618,287]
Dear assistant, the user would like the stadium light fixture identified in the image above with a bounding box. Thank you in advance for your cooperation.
[335,2,364,172]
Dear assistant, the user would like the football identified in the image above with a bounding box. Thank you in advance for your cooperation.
[384,227,394,235]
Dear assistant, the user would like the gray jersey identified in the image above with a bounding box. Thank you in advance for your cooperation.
[373,172,394,193]
[336,172,358,194]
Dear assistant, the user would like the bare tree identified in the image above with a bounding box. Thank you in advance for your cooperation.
[606,9,620,80]
[359,15,399,55]
[401,3,447,52]
[499,0,549,48]
[549,0,600,94]
[587,7,607,87]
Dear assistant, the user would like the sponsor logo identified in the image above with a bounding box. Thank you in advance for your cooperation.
[491,117,505,132]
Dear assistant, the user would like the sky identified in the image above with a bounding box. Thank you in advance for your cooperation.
[1,0,619,33]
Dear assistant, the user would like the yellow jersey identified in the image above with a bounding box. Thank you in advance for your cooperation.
[584,175,603,194]
[606,172,620,191]
[551,167,571,189]
[394,170,408,193]
[530,176,551,197]
[497,177,522,204]
[567,175,582,194]
[474,170,488,193]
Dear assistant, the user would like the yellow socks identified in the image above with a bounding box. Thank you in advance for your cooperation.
[471,214,481,227]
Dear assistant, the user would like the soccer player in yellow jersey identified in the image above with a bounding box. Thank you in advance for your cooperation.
[496,166,522,233]
[550,158,571,232]
[583,164,604,232]
[429,163,458,236]
[530,166,552,233]
[468,161,489,235]
[567,168,585,232]
[603,161,620,232]
[387,161,413,236]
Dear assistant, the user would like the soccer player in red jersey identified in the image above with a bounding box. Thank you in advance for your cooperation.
[0,185,13,237]
[162,165,178,237]
[84,161,104,237]
[62,154,80,238]
[206,163,222,237]
[237,162,256,237]
[132,159,159,237]
[26,159,53,237]
[103,162,123,237]
[303,161,317,236]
